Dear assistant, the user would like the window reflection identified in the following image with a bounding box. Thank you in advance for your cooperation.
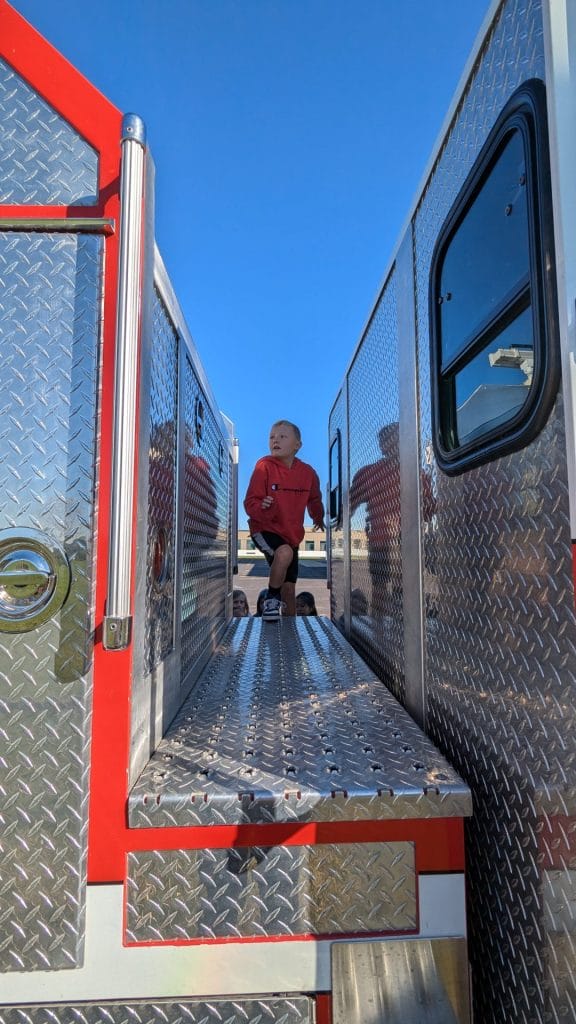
[329,431,342,525]
[440,128,529,370]
[454,305,533,444]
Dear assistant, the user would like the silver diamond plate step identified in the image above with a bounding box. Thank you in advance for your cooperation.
[0,999,313,1023]
[128,617,471,827]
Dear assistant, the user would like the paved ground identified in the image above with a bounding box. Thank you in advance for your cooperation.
[235,556,330,616]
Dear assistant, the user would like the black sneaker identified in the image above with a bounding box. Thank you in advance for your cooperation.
[262,596,282,622]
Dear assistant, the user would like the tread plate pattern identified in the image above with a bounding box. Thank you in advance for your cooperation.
[126,841,416,941]
[145,289,178,672]
[0,232,101,970]
[0,999,313,1023]
[0,59,98,205]
[181,356,229,678]
[412,1,576,1021]
[347,274,405,703]
[129,617,470,827]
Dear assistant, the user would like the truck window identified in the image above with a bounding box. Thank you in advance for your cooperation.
[430,80,559,474]
[329,429,342,526]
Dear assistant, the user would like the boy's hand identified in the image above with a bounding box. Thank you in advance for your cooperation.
[313,519,325,532]
[262,496,274,509]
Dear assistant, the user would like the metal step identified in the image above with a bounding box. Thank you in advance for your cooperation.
[332,938,470,1023]
[129,616,470,828]
[0,998,314,1023]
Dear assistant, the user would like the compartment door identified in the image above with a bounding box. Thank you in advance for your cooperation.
[0,230,103,970]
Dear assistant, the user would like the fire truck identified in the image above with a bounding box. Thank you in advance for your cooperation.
[0,2,472,1022]
[1,0,573,1021]
[328,0,576,1022]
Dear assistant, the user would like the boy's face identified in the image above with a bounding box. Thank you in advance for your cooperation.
[269,424,301,462]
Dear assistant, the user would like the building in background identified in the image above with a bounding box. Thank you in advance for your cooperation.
[238,527,326,555]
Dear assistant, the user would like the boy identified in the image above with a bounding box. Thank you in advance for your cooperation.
[244,420,325,621]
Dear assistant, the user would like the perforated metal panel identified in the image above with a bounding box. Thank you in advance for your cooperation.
[129,617,470,827]
[181,355,229,680]
[347,273,405,702]
[411,1,576,1021]
[0,999,314,1023]
[126,841,416,942]
[145,288,178,673]
[0,59,98,205]
[0,232,102,970]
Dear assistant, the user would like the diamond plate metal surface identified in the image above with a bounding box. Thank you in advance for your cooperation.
[0,59,98,205]
[329,391,346,628]
[181,355,229,679]
[0,999,313,1023]
[347,275,404,703]
[410,1,576,1021]
[145,288,178,673]
[129,616,470,827]
[0,232,102,970]
[126,841,416,941]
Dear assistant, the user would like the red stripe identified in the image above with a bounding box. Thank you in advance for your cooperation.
[87,192,143,881]
[315,995,332,1024]
[124,928,418,949]
[124,817,466,874]
[91,817,464,882]
[0,1,121,198]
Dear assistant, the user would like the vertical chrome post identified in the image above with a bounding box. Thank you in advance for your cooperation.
[104,113,147,650]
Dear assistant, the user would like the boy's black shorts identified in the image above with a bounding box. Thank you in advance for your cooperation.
[251,531,299,583]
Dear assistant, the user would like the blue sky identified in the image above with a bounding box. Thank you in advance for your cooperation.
[12,0,489,527]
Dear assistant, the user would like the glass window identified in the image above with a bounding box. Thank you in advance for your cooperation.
[246,537,255,550]
[329,430,342,526]
[319,540,326,551]
[453,305,532,445]
[439,130,530,370]
[430,81,559,474]
[305,540,315,551]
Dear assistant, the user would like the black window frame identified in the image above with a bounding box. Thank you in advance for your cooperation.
[429,79,559,476]
[329,429,342,527]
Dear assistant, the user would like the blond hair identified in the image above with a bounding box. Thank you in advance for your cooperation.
[272,420,301,443]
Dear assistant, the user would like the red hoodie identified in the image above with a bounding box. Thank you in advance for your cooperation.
[244,455,324,547]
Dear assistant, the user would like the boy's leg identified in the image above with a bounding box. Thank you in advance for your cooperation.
[263,546,292,621]
[251,533,298,620]
[280,545,299,616]
[281,581,296,616]
[268,544,294,590]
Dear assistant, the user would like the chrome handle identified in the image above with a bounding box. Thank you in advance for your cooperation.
[0,566,54,592]
[103,113,147,651]
[0,529,70,633]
